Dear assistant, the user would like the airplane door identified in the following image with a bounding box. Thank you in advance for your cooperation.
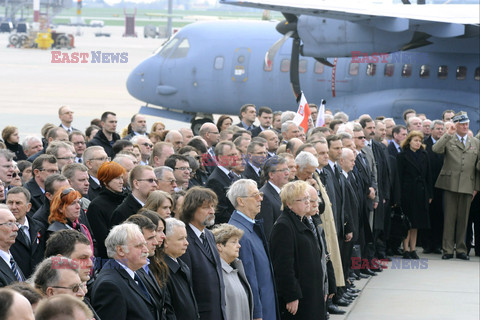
[232,48,251,82]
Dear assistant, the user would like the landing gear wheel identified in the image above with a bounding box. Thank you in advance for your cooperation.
[191,118,213,135]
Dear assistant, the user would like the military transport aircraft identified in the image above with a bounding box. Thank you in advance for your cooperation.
[126,1,480,133]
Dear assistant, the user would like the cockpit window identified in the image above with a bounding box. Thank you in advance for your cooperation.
[170,38,190,59]
[157,38,179,58]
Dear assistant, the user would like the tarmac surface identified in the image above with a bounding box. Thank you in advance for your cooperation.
[335,250,479,320]
[0,25,216,139]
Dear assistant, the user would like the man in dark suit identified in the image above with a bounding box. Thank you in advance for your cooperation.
[123,114,149,141]
[25,155,59,216]
[179,187,226,320]
[32,174,70,229]
[87,111,121,158]
[227,179,279,320]
[0,206,25,287]
[111,165,157,226]
[126,214,169,318]
[235,104,257,131]
[387,125,407,157]
[206,141,239,224]
[91,223,159,320]
[164,218,200,320]
[6,187,46,278]
[258,130,280,158]
[243,140,268,187]
[83,146,109,201]
[251,106,273,138]
[258,156,289,239]
[423,120,445,254]
[58,105,78,134]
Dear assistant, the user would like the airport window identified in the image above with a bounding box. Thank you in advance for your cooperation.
[349,63,359,76]
[170,38,190,59]
[438,65,448,79]
[366,63,376,76]
[158,38,179,58]
[456,66,467,80]
[402,64,412,77]
[384,64,394,77]
[475,67,480,81]
[314,61,324,74]
[420,65,430,78]
[214,56,224,70]
[299,60,308,73]
[281,59,290,72]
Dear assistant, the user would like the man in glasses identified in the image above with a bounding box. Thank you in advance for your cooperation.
[83,146,109,201]
[25,154,59,215]
[227,179,279,320]
[7,187,46,278]
[58,105,78,134]
[91,223,158,320]
[70,131,87,164]
[154,166,177,194]
[258,156,289,239]
[32,256,85,299]
[165,154,191,192]
[131,136,153,165]
[111,165,157,226]
[46,141,76,171]
[0,205,25,287]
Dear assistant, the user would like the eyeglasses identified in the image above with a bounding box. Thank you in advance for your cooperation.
[50,283,84,293]
[141,143,153,148]
[73,141,86,145]
[91,157,111,162]
[137,178,158,184]
[240,192,264,199]
[160,179,177,185]
[208,131,220,134]
[57,156,76,161]
[0,221,21,229]
[175,167,192,172]
[273,168,290,173]
[355,136,366,140]
[295,197,310,203]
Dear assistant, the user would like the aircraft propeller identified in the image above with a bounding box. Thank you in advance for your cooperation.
[266,13,333,101]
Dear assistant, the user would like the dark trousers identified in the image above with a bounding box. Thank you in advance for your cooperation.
[466,194,480,256]
[421,188,444,250]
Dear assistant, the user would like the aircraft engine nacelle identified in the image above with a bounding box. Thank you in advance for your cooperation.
[298,16,416,58]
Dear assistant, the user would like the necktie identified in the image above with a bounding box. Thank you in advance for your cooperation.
[200,232,213,260]
[10,256,23,281]
[134,272,151,302]
[460,137,464,146]
[228,171,237,182]
[307,218,318,239]
[319,169,326,185]
[78,158,82,163]
[19,226,30,248]
[334,164,341,180]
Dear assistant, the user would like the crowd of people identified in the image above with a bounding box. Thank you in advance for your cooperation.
[0,103,479,320]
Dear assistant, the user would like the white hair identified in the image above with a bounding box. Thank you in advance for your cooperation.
[295,151,319,170]
[227,179,257,208]
[22,135,42,151]
[281,111,296,124]
[281,120,296,134]
[165,218,186,238]
[105,223,143,258]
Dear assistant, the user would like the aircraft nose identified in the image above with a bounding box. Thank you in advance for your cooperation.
[126,55,161,103]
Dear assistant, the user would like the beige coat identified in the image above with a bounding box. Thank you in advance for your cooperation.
[314,173,345,288]
[432,133,480,195]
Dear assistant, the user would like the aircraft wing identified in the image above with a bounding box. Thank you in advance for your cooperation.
[220,0,479,26]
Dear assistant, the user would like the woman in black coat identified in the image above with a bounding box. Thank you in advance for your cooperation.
[397,130,432,260]
[86,161,126,261]
[270,180,325,320]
